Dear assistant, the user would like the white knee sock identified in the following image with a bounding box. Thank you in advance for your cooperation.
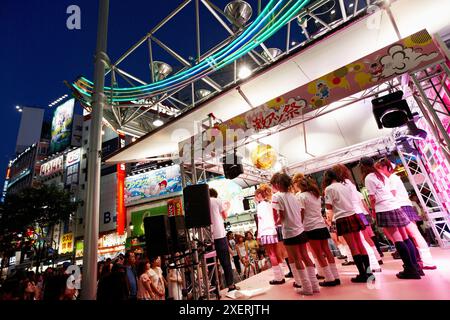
[419,247,436,267]
[361,235,380,271]
[306,266,320,293]
[329,263,340,279]
[298,268,313,296]
[272,265,284,281]
[372,246,381,261]
[322,265,335,282]
[290,263,301,285]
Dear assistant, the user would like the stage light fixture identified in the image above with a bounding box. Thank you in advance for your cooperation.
[372,91,413,129]
[238,65,252,79]
[223,151,244,179]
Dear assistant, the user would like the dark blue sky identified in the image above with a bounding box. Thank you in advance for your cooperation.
[1,0,262,188]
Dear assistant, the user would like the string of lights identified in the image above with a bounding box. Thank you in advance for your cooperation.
[70,0,311,104]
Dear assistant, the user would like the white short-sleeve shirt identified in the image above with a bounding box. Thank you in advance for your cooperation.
[209,197,226,240]
[256,201,277,237]
[272,192,304,239]
[389,173,413,207]
[296,191,327,231]
[365,173,400,212]
[324,181,356,220]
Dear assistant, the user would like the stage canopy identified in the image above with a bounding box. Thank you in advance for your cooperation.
[105,0,450,175]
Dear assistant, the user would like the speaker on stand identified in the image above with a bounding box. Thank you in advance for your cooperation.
[144,215,187,257]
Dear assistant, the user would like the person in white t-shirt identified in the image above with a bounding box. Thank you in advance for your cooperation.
[254,184,285,285]
[360,157,422,279]
[376,158,436,270]
[323,166,374,284]
[270,172,318,296]
[292,173,340,287]
[209,188,238,292]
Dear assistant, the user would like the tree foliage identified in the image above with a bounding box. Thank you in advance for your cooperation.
[0,184,79,265]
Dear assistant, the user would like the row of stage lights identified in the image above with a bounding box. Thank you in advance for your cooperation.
[48,94,69,107]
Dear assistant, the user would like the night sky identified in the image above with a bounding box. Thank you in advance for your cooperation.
[0,0,256,188]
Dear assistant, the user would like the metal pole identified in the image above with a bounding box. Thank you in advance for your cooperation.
[81,0,109,300]
[195,0,201,62]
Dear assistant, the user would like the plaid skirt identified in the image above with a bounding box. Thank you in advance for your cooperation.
[402,206,421,222]
[357,213,370,226]
[336,214,366,236]
[376,208,410,227]
[258,234,279,245]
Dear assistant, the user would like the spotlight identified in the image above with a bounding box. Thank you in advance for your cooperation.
[372,91,413,129]
[153,117,164,127]
[238,65,252,79]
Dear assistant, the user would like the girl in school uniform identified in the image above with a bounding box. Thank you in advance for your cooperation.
[360,157,422,279]
[292,173,340,286]
[270,172,319,295]
[323,166,373,283]
[255,184,285,285]
[376,158,436,270]
[332,164,383,267]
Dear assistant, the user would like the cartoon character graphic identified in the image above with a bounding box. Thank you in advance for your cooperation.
[364,57,384,82]
[316,81,330,99]
[144,179,168,197]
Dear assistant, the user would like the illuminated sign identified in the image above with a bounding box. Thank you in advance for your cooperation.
[125,165,182,205]
[65,149,81,186]
[59,233,74,254]
[51,99,75,153]
[65,148,81,167]
[40,156,64,177]
[117,135,126,235]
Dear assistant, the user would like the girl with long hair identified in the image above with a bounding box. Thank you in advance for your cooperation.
[323,166,373,283]
[292,173,340,286]
[376,157,436,270]
[271,172,319,295]
[255,184,285,285]
[332,164,383,271]
[136,259,157,300]
[360,157,422,279]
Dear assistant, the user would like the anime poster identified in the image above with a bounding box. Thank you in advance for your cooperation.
[125,165,182,205]
[208,177,244,216]
[50,99,75,153]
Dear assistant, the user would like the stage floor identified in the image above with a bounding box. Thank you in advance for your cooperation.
[221,247,450,300]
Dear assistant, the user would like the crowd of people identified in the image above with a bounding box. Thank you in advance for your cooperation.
[0,262,79,300]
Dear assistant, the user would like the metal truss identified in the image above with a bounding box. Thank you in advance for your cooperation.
[76,0,388,138]
[288,136,394,174]
[410,62,450,164]
[397,148,450,248]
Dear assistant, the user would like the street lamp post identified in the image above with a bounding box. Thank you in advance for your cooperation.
[80,0,109,300]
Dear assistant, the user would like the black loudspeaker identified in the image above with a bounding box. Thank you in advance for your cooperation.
[183,184,211,228]
[144,215,187,257]
[372,91,413,129]
[243,198,251,211]
[222,153,244,179]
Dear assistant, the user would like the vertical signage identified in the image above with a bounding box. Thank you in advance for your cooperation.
[116,135,126,235]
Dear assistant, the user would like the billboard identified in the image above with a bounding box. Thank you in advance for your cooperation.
[65,148,81,185]
[50,99,75,154]
[40,155,64,177]
[125,165,182,205]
